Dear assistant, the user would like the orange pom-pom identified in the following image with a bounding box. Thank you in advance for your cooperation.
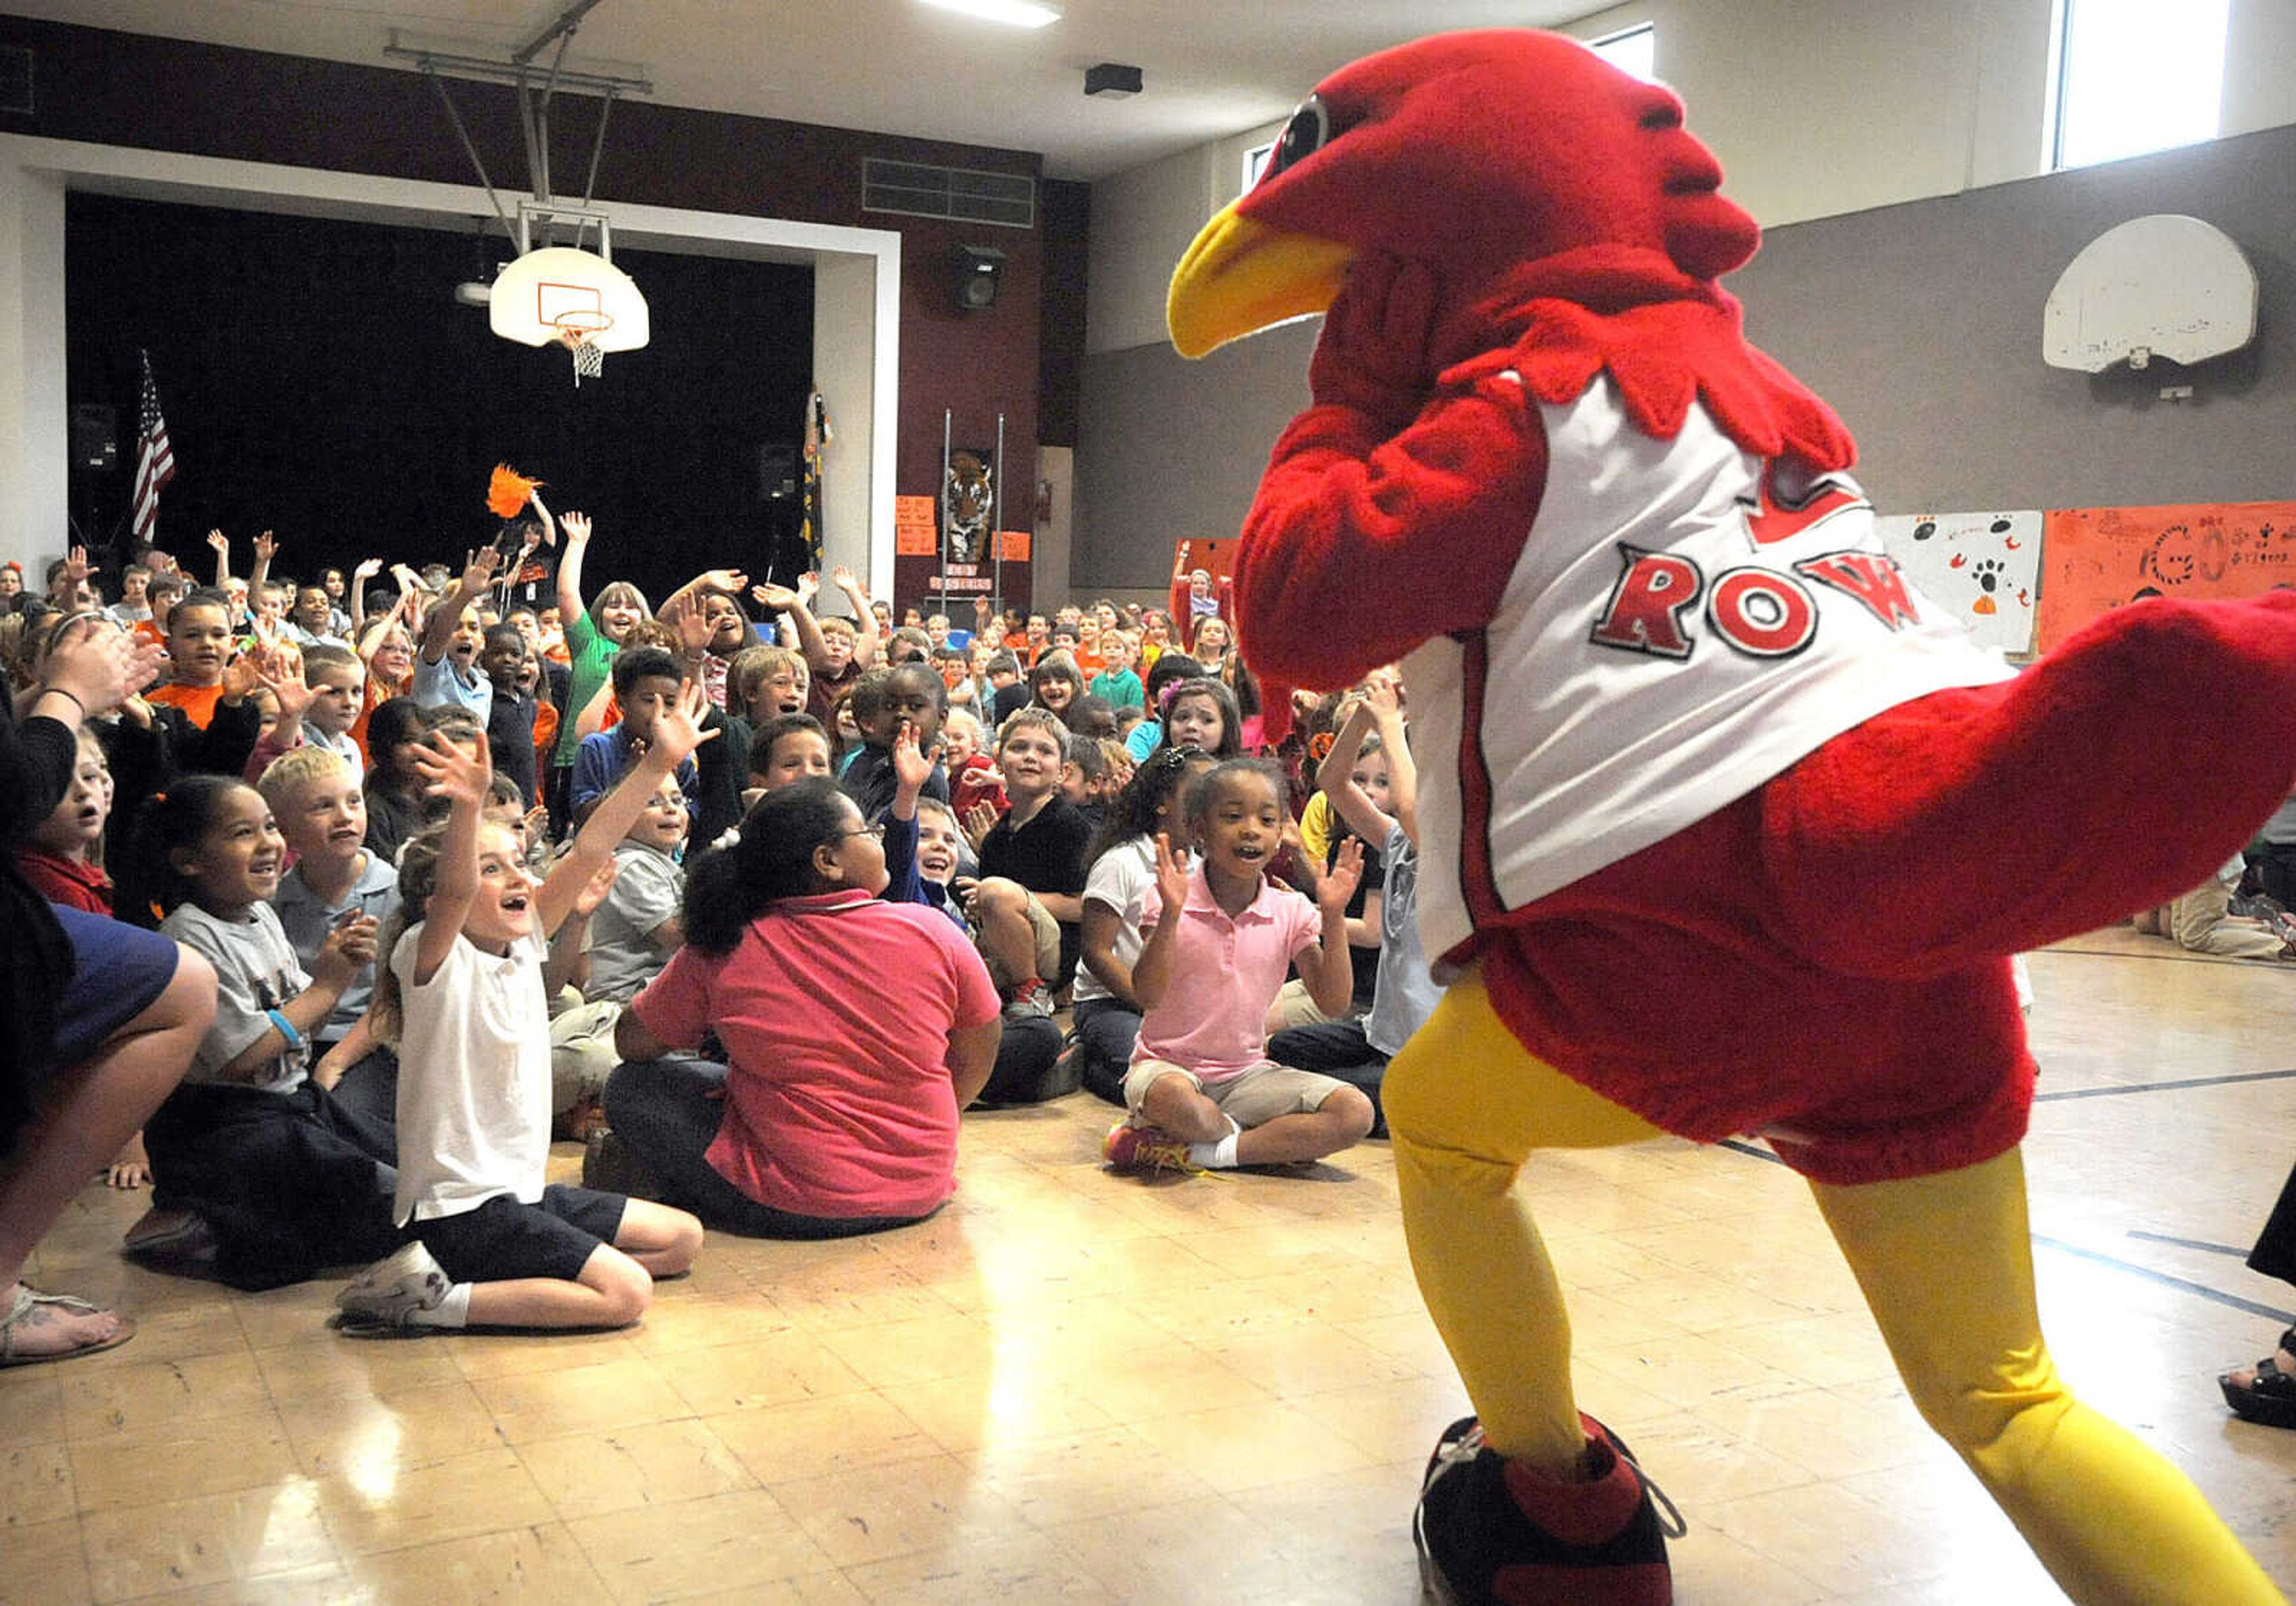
[487,463,543,520]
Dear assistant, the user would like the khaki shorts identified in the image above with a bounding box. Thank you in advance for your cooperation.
[1122,1058,1352,1129]
[1270,976,1343,1031]
[973,886,1063,994]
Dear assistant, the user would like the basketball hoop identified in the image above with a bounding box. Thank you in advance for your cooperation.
[549,308,615,384]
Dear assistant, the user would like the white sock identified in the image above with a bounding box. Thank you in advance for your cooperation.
[1189,1129,1241,1170]
[408,1283,473,1328]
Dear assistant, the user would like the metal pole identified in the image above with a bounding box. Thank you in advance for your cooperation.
[992,412,1006,613]
[941,410,953,618]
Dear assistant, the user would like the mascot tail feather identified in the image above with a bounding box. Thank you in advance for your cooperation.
[1764,591,2296,978]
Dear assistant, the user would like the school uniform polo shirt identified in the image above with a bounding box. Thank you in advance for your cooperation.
[1133,869,1321,1080]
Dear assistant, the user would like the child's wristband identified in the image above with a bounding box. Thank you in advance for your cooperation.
[265,1009,304,1051]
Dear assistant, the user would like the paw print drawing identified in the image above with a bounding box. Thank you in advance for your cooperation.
[1971,558,2005,615]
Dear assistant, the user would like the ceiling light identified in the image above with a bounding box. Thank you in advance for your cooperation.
[917,0,1061,28]
[1084,63,1143,97]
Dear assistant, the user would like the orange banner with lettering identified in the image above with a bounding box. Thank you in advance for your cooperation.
[2035,500,2296,654]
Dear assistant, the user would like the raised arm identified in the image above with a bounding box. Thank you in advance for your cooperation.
[207,529,230,588]
[662,565,750,620]
[404,728,493,985]
[1128,832,1192,1012]
[539,679,716,938]
[1305,836,1365,1018]
[356,589,411,670]
[420,545,501,664]
[1233,254,1544,691]
[832,566,880,669]
[248,530,277,599]
[555,511,596,629]
[1367,670,1416,850]
[756,582,832,675]
[1317,694,1399,847]
[349,557,382,639]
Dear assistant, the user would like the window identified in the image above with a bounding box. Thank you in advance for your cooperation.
[1242,139,1277,195]
[1589,24,1656,83]
[2050,0,2230,170]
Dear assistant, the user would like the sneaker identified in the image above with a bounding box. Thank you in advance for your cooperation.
[333,1241,451,1335]
[1002,978,1054,1021]
[1413,1413,1683,1606]
[1101,1121,1196,1175]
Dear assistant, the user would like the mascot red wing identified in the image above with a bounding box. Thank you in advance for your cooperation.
[1168,29,2291,1606]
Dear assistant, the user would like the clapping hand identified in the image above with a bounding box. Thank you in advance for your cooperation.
[1151,831,1191,914]
[962,799,1002,852]
[311,912,378,989]
[1318,836,1366,914]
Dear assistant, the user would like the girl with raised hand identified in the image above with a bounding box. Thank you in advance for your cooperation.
[336,694,709,1336]
[548,511,653,832]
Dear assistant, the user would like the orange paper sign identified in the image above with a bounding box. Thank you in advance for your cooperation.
[995,530,1031,563]
[2035,500,2296,654]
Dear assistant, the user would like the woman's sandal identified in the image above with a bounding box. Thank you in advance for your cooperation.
[0,1285,136,1367]
[2218,1326,2296,1428]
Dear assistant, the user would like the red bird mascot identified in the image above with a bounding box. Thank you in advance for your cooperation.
[1169,29,2290,1606]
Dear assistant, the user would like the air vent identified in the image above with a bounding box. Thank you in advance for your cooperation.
[863,159,1034,229]
[0,46,31,115]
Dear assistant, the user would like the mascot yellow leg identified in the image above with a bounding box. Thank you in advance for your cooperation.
[1387,968,1660,1469]
[1813,1152,2284,1606]
[1390,968,2284,1606]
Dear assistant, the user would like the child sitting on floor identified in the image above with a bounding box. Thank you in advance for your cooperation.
[334,702,709,1336]
[1074,744,1215,1106]
[257,747,402,1132]
[1104,758,1376,1174]
[126,776,399,1289]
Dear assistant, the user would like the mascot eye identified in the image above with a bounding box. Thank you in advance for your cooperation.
[1263,95,1332,182]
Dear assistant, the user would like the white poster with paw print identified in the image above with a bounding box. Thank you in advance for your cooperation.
[1875,511,2043,657]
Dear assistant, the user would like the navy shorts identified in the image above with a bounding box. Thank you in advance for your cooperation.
[51,905,182,1070]
[408,1184,628,1284]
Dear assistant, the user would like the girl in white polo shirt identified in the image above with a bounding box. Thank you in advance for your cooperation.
[333,692,710,1336]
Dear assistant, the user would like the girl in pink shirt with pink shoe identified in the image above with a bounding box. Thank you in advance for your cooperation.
[1105,758,1375,1173]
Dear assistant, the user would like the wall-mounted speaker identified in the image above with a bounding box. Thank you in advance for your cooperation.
[951,245,1007,312]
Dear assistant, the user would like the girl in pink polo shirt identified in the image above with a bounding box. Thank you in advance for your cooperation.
[1106,758,1375,1174]
[608,777,1003,1236]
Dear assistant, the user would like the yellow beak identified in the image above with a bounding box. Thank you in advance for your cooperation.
[1167,201,1356,359]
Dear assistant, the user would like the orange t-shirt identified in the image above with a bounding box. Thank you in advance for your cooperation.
[532,700,561,767]
[148,682,227,729]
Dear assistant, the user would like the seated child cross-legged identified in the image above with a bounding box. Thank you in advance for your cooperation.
[334,704,708,1336]
[1106,758,1377,1173]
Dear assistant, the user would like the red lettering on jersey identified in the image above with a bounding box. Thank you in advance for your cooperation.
[1739,463,1869,548]
[1795,551,1923,632]
[1708,568,1817,658]
[1590,546,1702,660]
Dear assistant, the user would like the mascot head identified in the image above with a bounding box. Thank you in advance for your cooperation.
[1169,29,1759,358]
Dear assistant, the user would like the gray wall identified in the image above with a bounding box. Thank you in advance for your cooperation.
[1076,122,2296,588]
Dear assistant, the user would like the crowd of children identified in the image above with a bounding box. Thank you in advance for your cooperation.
[1,521,1437,1358]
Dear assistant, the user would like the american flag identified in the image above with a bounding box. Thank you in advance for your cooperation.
[130,351,176,541]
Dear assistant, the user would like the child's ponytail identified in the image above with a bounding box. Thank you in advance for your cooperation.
[685,777,854,955]
[367,821,448,1045]
[115,777,241,929]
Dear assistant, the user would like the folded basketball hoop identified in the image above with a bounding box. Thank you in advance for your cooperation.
[490,243,649,386]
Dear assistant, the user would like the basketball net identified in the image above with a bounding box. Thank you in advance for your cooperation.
[551,310,613,386]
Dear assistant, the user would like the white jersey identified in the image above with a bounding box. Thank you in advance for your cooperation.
[1408,377,2016,961]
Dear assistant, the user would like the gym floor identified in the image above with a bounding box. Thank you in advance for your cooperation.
[8,927,2295,1604]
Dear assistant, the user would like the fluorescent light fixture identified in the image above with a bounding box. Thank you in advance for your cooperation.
[917,0,1061,27]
